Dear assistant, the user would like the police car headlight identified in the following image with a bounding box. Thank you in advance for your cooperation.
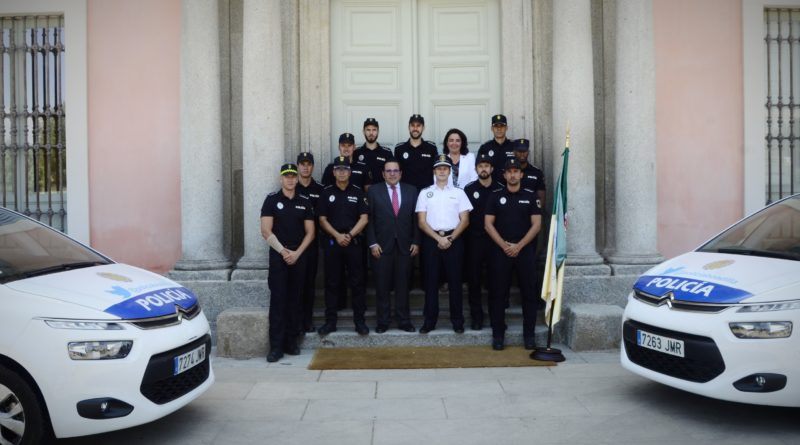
[729,322,792,339]
[68,341,133,360]
[44,320,125,330]
[737,301,800,313]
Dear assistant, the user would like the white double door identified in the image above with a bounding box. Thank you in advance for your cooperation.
[330,0,501,154]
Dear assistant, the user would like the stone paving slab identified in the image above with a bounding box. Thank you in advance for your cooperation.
[57,346,800,445]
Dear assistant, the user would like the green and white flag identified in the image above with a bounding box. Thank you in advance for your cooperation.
[541,144,569,326]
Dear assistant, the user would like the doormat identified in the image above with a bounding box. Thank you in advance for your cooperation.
[308,346,556,370]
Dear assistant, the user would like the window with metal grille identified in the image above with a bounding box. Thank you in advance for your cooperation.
[765,8,800,204]
[0,15,66,231]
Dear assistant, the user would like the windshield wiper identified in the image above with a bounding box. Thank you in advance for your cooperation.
[717,247,800,261]
[21,261,108,279]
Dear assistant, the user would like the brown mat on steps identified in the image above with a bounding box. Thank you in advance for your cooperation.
[308,346,555,370]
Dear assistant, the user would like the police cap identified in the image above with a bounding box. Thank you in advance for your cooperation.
[491,114,507,126]
[339,133,355,144]
[296,151,315,165]
[409,114,425,125]
[280,163,298,176]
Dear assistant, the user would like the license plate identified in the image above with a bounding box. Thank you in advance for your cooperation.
[173,344,206,375]
[637,329,685,358]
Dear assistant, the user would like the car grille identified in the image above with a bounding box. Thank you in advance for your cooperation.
[633,290,730,313]
[623,320,725,383]
[140,334,211,405]
[130,303,202,329]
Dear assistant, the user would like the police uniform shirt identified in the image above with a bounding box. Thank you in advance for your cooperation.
[520,164,546,193]
[415,184,473,232]
[463,179,502,235]
[321,160,367,189]
[260,191,314,248]
[477,139,514,180]
[394,139,438,190]
[297,179,324,210]
[485,188,542,242]
[317,184,369,233]
[353,144,393,186]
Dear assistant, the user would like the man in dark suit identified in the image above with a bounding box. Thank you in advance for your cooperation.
[365,158,420,333]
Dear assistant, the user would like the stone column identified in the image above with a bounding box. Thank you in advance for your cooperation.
[501,0,535,144]
[552,0,605,268]
[173,0,231,279]
[606,0,663,272]
[233,0,285,277]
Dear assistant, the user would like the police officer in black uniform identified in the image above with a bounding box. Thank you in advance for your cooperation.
[260,163,316,362]
[477,114,514,184]
[394,114,438,191]
[317,156,370,336]
[322,133,368,188]
[295,152,324,334]
[463,153,502,331]
[484,158,543,351]
[513,138,546,210]
[353,118,393,190]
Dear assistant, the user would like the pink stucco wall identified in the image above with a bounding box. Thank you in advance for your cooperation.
[654,0,744,259]
[87,0,181,273]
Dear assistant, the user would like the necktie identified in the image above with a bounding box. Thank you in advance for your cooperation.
[391,185,399,217]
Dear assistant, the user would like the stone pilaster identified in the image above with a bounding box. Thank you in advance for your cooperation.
[172,0,231,280]
[233,0,286,278]
[605,0,663,274]
[552,0,606,271]
[501,0,535,145]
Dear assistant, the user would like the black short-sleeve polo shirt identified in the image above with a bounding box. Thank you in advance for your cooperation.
[485,187,542,242]
[260,190,314,248]
[316,184,369,233]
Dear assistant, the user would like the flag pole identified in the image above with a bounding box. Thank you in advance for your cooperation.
[531,128,569,363]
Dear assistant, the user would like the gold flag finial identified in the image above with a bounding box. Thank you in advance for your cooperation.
[565,123,571,148]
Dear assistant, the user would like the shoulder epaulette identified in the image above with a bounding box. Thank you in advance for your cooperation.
[267,191,279,196]
[298,194,311,200]
[394,142,405,148]
[380,145,392,152]
[322,185,335,190]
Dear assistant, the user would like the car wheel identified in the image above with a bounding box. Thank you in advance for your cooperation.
[0,365,47,445]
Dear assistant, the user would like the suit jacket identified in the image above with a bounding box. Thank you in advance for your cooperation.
[365,182,421,255]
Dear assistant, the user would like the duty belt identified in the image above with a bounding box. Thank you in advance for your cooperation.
[436,229,455,236]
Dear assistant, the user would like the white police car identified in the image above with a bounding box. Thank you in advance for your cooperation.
[0,208,213,442]
[621,194,800,406]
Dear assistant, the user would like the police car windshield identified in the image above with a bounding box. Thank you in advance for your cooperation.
[0,208,111,284]
[698,195,800,261]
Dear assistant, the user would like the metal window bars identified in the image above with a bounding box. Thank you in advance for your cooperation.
[0,15,66,231]
[765,8,800,204]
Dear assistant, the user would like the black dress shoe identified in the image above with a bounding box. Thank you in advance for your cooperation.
[285,345,301,355]
[419,324,434,334]
[470,321,482,331]
[267,349,284,362]
[355,322,370,336]
[453,325,464,334]
[491,338,504,351]
[524,337,536,350]
[398,324,416,333]
[375,325,388,334]
[317,322,337,336]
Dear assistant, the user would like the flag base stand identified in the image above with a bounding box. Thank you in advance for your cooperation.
[530,347,565,362]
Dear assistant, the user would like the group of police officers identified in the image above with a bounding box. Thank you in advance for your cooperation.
[260,114,546,362]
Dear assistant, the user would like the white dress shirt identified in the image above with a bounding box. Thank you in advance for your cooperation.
[415,183,473,231]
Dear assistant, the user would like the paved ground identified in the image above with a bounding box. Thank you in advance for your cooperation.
[58,346,800,445]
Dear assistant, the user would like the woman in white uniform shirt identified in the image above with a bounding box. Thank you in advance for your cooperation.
[438,128,477,189]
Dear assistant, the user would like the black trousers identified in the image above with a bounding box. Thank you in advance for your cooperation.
[466,234,493,325]
[300,238,319,331]
[489,243,537,339]
[421,235,464,328]
[373,240,412,327]
[323,236,366,324]
[267,249,307,351]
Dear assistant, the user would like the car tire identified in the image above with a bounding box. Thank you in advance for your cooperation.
[0,364,48,445]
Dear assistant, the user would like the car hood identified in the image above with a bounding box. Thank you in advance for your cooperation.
[5,263,198,319]
[633,251,800,304]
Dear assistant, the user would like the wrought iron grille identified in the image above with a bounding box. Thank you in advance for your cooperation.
[0,15,66,230]
[765,8,800,204]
